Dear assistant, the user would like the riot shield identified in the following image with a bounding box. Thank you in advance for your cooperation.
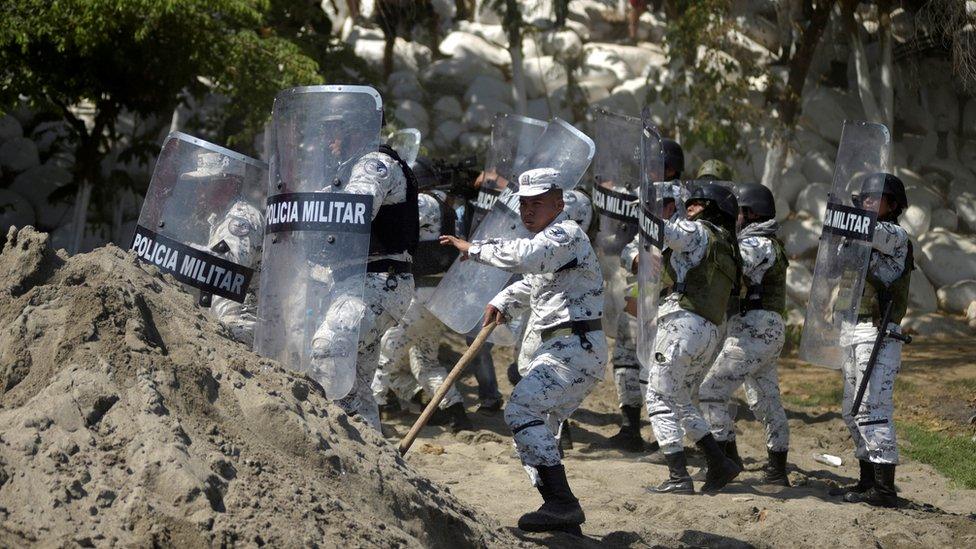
[131,132,266,304]
[468,114,547,237]
[387,128,421,166]
[589,108,642,337]
[253,85,383,399]
[635,117,667,368]
[800,121,890,369]
[427,118,596,336]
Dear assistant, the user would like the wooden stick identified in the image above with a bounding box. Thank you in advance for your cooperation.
[398,322,497,455]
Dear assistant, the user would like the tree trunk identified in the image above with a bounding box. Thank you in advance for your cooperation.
[878,0,894,130]
[762,0,836,190]
[510,44,528,116]
[842,0,882,123]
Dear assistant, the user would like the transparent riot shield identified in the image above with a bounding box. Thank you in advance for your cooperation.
[387,128,421,166]
[427,118,596,336]
[131,132,267,305]
[253,85,383,399]
[635,118,667,368]
[589,108,642,337]
[468,114,547,236]
[800,121,890,369]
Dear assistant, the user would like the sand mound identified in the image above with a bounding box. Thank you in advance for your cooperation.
[0,227,518,547]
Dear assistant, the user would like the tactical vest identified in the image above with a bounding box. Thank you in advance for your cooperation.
[369,144,419,258]
[665,220,738,325]
[858,240,914,325]
[412,192,460,278]
[741,236,789,317]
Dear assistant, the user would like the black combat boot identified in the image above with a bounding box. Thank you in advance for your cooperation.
[845,463,897,508]
[834,459,875,496]
[606,405,645,452]
[723,438,744,469]
[517,464,585,534]
[762,450,790,487]
[446,402,473,432]
[697,433,743,493]
[652,451,694,494]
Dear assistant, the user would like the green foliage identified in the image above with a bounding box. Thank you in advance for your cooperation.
[898,421,976,489]
[782,378,844,408]
[660,0,764,159]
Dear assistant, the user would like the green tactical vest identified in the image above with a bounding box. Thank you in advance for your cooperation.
[665,221,738,325]
[858,240,914,325]
[741,236,789,318]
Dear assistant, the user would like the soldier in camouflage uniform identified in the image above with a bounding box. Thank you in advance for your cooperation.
[440,168,607,535]
[373,190,473,432]
[206,201,264,345]
[641,182,744,494]
[838,173,913,508]
[612,138,684,453]
[699,183,791,486]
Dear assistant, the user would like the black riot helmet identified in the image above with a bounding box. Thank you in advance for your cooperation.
[662,138,684,179]
[735,182,776,219]
[856,172,907,218]
[688,182,739,232]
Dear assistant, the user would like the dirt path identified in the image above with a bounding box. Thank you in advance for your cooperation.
[392,334,976,547]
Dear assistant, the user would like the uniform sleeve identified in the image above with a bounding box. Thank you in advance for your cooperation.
[872,221,908,256]
[663,218,708,252]
[740,236,776,285]
[488,278,532,319]
[344,152,406,219]
[469,223,578,274]
[620,233,640,272]
[417,194,442,241]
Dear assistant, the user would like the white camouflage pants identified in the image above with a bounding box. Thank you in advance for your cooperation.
[644,311,721,454]
[505,331,607,473]
[842,322,902,464]
[373,287,461,409]
[334,272,414,431]
[699,310,789,452]
[612,308,643,408]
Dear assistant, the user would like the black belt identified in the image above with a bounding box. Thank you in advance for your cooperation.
[540,318,601,350]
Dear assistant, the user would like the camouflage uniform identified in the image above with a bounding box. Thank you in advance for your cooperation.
[312,151,416,431]
[470,211,607,478]
[841,221,910,464]
[699,220,789,452]
[644,216,723,454]
[206,201,264,346]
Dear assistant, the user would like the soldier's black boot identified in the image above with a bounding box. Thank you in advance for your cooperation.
[846,463,898,508]
[606,405,645,452]
[446,402,473,433]
[835,459,875,497]
[652,451,694,494]
[723,438,744,469]
[698,433,743,493]
[762,450,791,487]
[518,464,585,535]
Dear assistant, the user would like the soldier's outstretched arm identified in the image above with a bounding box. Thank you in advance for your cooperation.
[663,218,707,252]
[468,227,577,274]
[871,221,908,256]
[740,236,776,285]
[487,278,532,324]
[345,152,403,219]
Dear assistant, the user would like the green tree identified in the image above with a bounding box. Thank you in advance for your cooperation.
[0,0,331,252]
[660,0,764,160]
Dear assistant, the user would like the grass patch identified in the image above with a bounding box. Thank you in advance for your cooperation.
[783,380,844,408]
[956,378,976,392]
[898,421,976,489]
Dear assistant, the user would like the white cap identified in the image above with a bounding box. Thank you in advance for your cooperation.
[516,168,563,197]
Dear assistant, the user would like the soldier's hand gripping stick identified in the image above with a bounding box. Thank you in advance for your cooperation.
[398,321,498,455]
[849,297,912,416]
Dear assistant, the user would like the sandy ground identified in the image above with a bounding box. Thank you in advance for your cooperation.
[393,332,976,548]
